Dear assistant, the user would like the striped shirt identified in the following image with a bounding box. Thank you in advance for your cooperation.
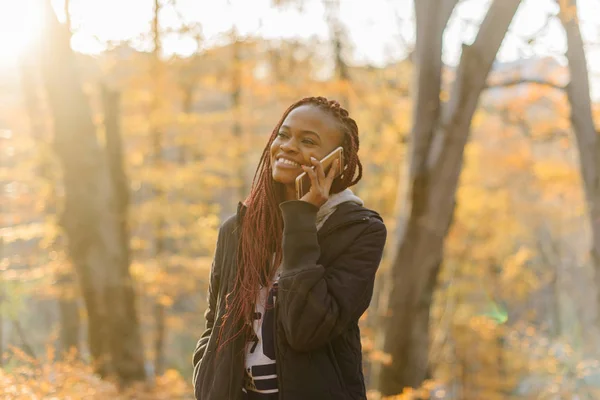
[243,273,280,397]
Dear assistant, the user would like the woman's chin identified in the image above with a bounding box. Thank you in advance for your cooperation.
[272,171,298,186]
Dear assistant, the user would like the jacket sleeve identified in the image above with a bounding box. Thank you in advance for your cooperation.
[277,200,386,352]
[192,222,225,383]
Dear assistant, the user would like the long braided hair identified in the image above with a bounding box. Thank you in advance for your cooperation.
[219,96,363,346]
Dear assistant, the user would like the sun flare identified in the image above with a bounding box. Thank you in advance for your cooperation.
[0,0,45,64]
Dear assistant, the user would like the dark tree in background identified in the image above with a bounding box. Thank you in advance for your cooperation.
[38,1,145,384]
[559,0,600,331]
[375,0,523,394]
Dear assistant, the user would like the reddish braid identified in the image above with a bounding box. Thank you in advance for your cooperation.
[217,96,362,348]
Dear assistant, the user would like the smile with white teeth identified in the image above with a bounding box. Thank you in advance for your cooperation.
[277,158,300,167]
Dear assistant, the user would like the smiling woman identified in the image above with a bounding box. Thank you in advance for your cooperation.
[193,96,386,400]
[0,0,46,65]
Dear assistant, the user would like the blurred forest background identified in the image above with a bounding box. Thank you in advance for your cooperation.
[2,0,600,398]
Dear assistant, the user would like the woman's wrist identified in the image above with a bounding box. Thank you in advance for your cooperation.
[279,200,319,233]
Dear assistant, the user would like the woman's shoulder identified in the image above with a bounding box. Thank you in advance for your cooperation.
[217,201,247,236]
[218,214,239,238]
[320,202,387,259]
[324,202,386,239]
[335,201,385,225]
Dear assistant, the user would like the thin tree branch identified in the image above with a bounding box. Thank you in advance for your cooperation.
[429,0,523,172]
[512,13,555,45]
[561,0,599,189]
[392,4,412,53]
[441,0,460,28]
[410,0,452,178]
[64,0,71,33]
[485,77,566,91]
[481,104,532,138]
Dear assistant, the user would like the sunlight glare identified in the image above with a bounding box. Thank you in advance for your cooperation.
[0,0,45,63]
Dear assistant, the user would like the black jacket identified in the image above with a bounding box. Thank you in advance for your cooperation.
[193,199,387,399]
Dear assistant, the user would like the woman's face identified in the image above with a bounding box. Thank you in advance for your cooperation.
[270,104,344,190]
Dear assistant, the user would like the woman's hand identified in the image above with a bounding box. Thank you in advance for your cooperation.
[300,157,339,208]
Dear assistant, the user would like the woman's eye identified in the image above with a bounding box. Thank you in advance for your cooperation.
[302,139,316,145]
[277,132,288,138]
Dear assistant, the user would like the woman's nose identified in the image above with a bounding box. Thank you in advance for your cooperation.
[280,138,299,152]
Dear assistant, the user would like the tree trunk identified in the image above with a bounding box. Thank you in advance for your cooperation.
[231,31,246,202]
[101,84,144,376]
[154,302,166,376]
[559,0,600,324]
[57,270,81,355]
[151,0,167,376]
[536,224,564,336]
[101,86,130,268]
[323,0,349,107]
[58,292,81,354]
[177,32,202,164]
[376,0,522,394]
[39,2,145,383]
[20,53,82,358]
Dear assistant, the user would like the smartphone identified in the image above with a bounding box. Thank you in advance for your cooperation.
[295,146,345,199]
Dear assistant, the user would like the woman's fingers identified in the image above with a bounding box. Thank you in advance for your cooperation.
[326,159,339,182]
[321,159,338,194]
[299,157,338,207]
[302,164,319,189]
[311,157,326,183]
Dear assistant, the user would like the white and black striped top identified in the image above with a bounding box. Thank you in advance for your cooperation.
[242,272,280,398]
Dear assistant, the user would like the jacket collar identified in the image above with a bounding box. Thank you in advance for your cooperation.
[236,201,247,227]
[317,201,381,237]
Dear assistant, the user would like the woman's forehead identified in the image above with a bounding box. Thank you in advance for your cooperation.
[282,104,340,133]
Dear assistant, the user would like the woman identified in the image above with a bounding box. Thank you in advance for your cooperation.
[193,96,386,400]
